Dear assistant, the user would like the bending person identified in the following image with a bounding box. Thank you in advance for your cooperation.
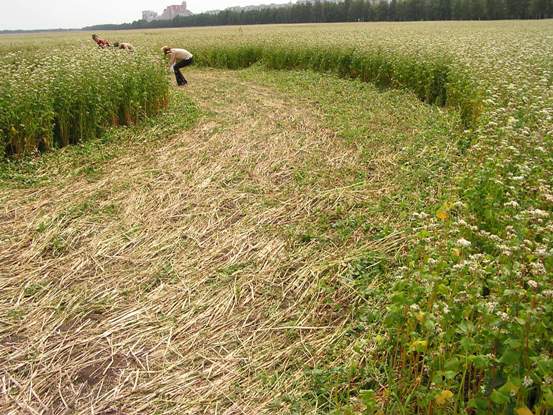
[114,42,135,52]
[162,46,194,87]
[92,34,110,49]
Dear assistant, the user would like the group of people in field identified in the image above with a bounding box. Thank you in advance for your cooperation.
[92,34,135,51]
[92,34,194,87]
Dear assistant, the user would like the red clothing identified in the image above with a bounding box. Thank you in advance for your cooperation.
[95,38,110,48]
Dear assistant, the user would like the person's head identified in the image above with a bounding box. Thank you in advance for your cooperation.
[92,34,98,40]
[161,46,171,55]
[113,42,120,48]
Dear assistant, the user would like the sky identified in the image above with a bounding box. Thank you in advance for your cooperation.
[0,0,294,31]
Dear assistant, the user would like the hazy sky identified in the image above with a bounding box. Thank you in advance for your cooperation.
[0,0,293,30]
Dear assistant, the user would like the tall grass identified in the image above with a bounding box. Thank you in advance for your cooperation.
[0,48,169,158]
[194,45,482,127]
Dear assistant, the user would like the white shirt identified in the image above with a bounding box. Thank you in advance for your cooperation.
[170,48,193,61]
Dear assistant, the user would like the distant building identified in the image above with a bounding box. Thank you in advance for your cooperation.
[212,2,293,14]
[204,1,344,15]
[159,2,193,20]
[297,0,343,4]
[142,10,158,22]
[141,2,193,22]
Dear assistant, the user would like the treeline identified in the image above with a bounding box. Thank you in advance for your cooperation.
[87,0,553,31]
[0,29,80,34]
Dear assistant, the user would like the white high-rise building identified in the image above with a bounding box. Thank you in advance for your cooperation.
[142,10,158,22]
[141,2,193,22]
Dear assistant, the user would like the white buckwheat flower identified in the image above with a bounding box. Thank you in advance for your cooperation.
[457,238,472,248]
[530,209,549,219]
[497,311,509,321]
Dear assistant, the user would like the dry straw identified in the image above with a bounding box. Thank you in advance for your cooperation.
[0,72,407,414]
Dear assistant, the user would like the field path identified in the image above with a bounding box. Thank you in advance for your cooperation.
[0,70,393,414]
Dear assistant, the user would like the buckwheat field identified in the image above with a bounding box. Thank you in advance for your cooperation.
[0,21,552,414]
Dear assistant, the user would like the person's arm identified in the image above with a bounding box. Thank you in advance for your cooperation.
[168,52,177,69]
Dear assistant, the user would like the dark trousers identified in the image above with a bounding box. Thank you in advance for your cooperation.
[174,57,193,85]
